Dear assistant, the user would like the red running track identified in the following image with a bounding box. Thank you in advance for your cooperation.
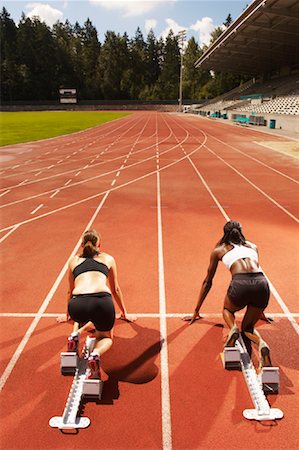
[0,111,298,449]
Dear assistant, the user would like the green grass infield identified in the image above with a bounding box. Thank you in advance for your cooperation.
[0,111,131,146]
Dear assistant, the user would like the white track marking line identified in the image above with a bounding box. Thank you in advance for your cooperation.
[1,312,298,318]
[18,179,28,186]
[0,191,110,393]
[0,190,10,198]
[166,114,299,336]
[75,171,81,177]
[0,136,207,234]
[111,179,116,186]
[34,171,42,177]
[207,136,299,183]
[30,204,44,215]
[205,144,299,223]
[0,225,20,244]
[50,190,60,198]
[156,122,172,450]
[253,140,299,160]
[64,179,72,186]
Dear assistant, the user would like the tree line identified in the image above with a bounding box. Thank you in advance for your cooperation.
[1,8,248,102]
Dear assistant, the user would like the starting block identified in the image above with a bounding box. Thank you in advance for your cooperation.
[60,352,78,375]
[223,347,241,370]
[260,367,280,394]
[233,337,283,421]
[50,336,103,431]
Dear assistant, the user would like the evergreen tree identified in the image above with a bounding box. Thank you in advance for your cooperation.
[98,31,130,99]
[0,7,18,101]
[182,37,211,100]
[157,30,180,100]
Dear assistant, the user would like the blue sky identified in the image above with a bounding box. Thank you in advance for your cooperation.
[1,1,250,45]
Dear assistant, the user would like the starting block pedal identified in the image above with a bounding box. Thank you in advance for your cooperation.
[261,367,280,394]
[60,352,78,375]
[83,378,104,399]
[223,347,241,370]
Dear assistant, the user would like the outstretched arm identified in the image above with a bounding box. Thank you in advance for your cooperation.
[184,249,219,324]
[56,262,74,323]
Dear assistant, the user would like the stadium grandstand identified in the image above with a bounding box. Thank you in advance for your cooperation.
[190,0,299,132]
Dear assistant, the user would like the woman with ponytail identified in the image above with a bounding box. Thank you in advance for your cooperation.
[184,221,272,368]
[65,229,134,379]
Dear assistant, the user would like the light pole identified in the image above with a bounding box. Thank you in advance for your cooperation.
[178,29,187,113]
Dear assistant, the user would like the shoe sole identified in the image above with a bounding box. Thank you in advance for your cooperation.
[261,346,272,367]
[225,331,239,348]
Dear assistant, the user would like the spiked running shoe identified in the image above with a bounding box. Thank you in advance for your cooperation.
[224,325,240,348]
[88,353,100,379]
[67,333,79,353]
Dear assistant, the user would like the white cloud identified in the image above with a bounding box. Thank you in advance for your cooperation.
[90,0,176,18]
[26,3,63,26]
[190,17,216,46]
[160,18,187,40]
[145,19,157,33]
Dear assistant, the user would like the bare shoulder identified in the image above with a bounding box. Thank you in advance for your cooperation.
[96,252,115,268]
[213,244,227,260]
[68,255,79,269]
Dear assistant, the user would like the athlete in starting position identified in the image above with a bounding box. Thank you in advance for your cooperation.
[184,220,272,368]
[66,229,134,379]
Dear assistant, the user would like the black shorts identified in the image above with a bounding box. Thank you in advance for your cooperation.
[227,272,270,310]
[68,292,115,332]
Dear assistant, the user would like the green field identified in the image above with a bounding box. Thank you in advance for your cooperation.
[0,111,131,146]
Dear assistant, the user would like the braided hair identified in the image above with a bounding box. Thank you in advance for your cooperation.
[219,221,246,245]
[81,229,100,258]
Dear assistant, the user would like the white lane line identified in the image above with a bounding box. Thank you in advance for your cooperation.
[116,171,121,177]
[48,165,54,169]
[18,179,28,186]
[30,204,44,215]
[253,140,299,161]
[1,312,298,318]
[57,160,63,164]
[205,143,299,223]
[75,171,81,177]
[111,179,116,186]
[0,225,20,244]
[0,136,207,233]
[166,114,299,336]
[50,190,59,198]
[34,171,42,177]
[64,179,72,186]
[156,142,172,450]
[0,190,10,198]
[0,190,111,393]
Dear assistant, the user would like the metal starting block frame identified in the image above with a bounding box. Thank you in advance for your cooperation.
[49,336,104,431]
[235,336,283,421]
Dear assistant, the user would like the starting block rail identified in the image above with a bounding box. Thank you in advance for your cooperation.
[49,337,103,431]
[235,336,283,421]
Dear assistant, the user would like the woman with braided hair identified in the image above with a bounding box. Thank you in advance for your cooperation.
[184,220,272,368]
[65,229,134,379]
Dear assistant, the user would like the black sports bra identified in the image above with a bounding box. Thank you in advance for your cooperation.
[73,258,109,279]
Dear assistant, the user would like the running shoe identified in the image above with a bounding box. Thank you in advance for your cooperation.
[88,353,100,379]
[224,325,240,348]
[259,341,272,368]
[67,333,79,353]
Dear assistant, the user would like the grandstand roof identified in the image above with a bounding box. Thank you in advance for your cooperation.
[194,0,299,76]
